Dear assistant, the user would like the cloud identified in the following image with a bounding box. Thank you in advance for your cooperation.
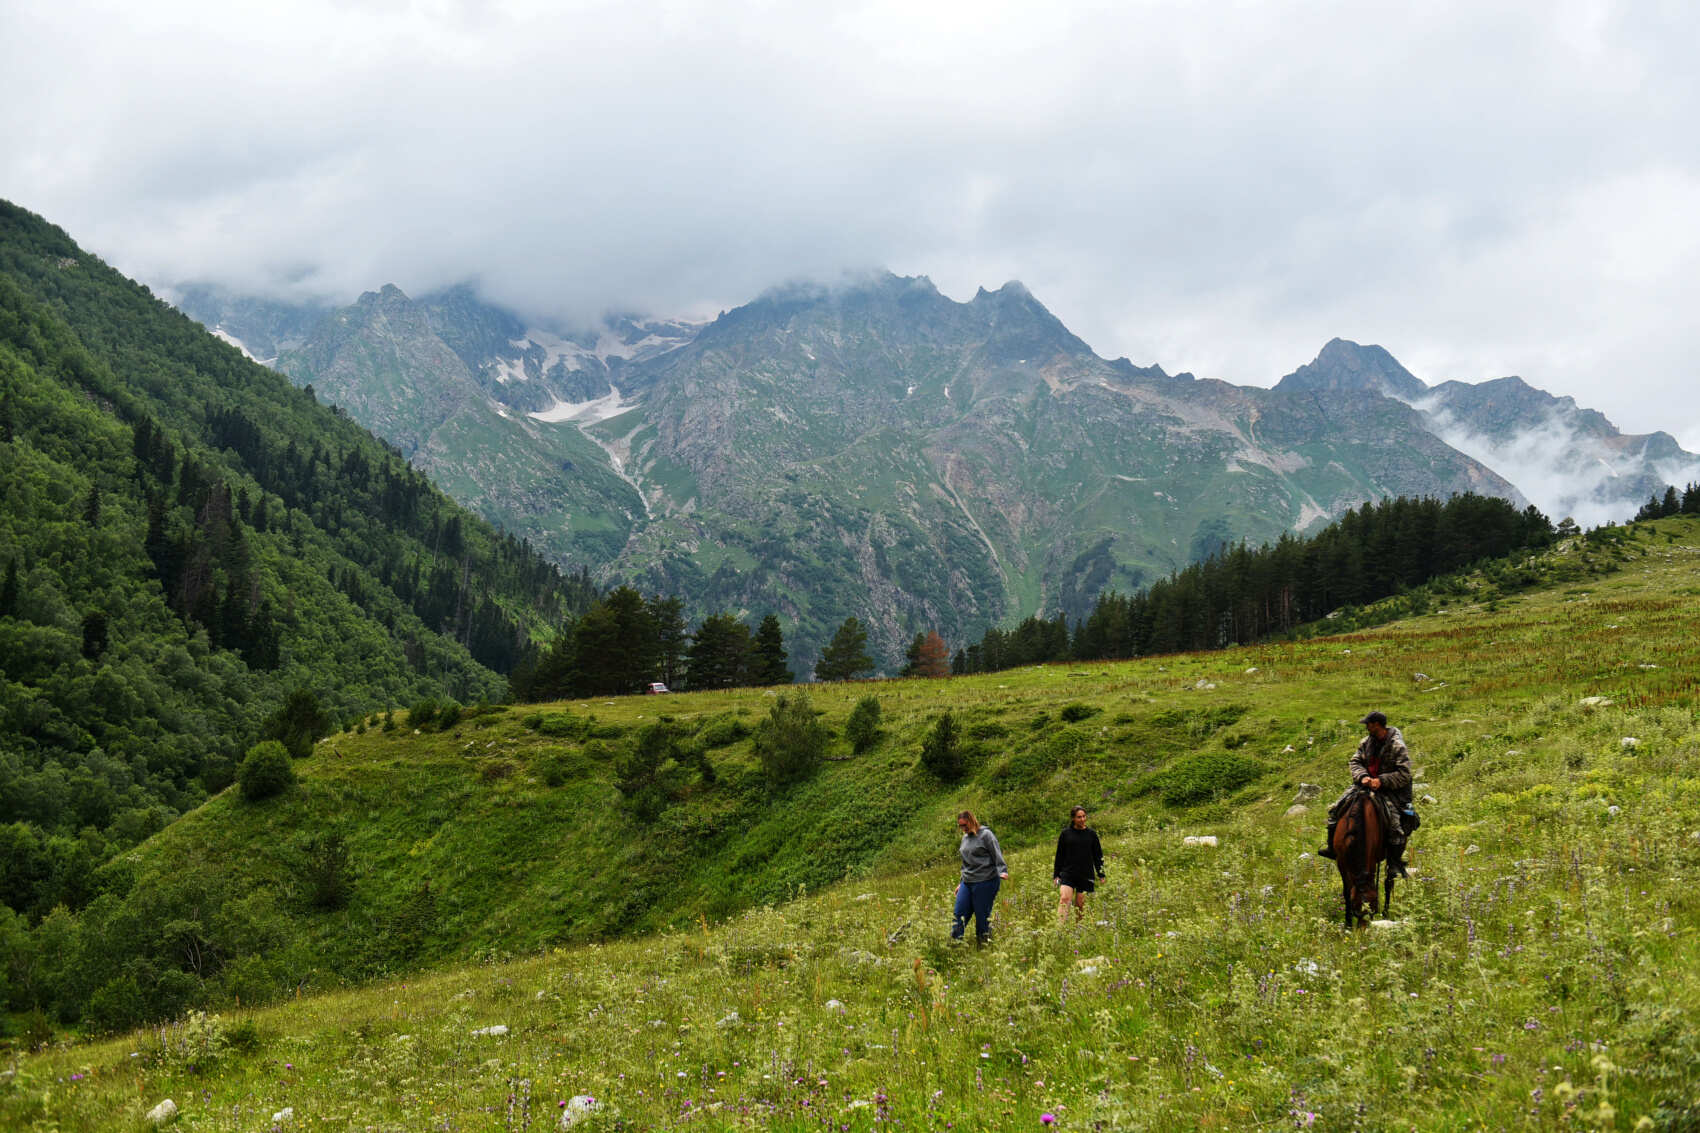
[1412,399,1700,528]
[3,0,1698,446]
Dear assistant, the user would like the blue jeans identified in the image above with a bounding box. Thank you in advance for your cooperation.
[952,878,1001,942]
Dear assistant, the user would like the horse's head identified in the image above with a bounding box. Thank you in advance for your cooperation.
[1346,870,1379,926]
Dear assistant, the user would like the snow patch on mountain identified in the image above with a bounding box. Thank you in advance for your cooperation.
[531,386,636,425]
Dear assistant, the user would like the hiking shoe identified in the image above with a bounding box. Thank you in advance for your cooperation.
[1317,845,1337,859]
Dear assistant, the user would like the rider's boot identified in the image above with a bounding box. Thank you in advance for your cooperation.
[1317,820,1338,859]
[1387,841,1409,878]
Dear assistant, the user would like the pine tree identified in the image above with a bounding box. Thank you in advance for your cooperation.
[844,694,882,753]
[919,710,965,780]
[815,616,874,681]
[685,613,753,690]
[648,595,688,688]
[752,692,829,784]
[751,614,793,685]
[910,631,950,678]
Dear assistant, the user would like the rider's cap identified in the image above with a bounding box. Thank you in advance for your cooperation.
[1360,711,1388,726]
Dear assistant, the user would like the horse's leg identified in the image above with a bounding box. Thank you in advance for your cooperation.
[1384,869,1395,920]
[1341,869,1352,929]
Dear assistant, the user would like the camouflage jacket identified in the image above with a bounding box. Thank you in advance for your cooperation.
[1349,727,1413,811]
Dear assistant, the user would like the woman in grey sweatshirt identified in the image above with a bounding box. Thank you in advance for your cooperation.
[951,810,1009,944]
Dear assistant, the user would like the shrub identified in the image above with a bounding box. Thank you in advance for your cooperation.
[298,832,354,911]
[537,711,588,738]
[700,716,751,748]
[1059,703,1101,723]
[844,695,883,753]
[1154,752,1266,806]
[753,692,830,785]
[521,712,545,730]
[409,699,440,728]
[919,711,965,781]
[436,701,462,730]
[238,741,295,802]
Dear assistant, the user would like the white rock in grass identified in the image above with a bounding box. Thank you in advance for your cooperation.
[1285,804,1309,818]
[1608,805,1621,816]
[1369,919,1404,930]
[1578,696,1613,708]
[824,999,844,1011]
[1465,844,1481,855]
[271,1107,294,1123]
[471,1024,509,1037]
[1294,783,1321,802]
[717,1012,740,1027]
[1182,835,1218,847]
[146,1099,177,1124]
[1244,667,1258,674]
[560,1095,601,1128]
[1282,745,1296,754]
[1421,795,1436,805]
[1621,737,1640,749]
[1194,679,1216,690]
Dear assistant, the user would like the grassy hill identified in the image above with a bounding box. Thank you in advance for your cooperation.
[5,519,1699,1129]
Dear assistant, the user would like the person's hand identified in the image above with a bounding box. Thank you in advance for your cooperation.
[1369,777,1382,790]
[1000,872,1010,880]
[1052,876,1060,887]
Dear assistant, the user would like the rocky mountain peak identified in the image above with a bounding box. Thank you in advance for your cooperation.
[1276,338,1429,402]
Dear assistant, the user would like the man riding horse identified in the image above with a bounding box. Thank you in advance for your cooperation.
[1318,711,1413,877]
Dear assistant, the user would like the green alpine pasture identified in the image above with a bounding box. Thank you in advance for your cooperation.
[5,521,1699,1130]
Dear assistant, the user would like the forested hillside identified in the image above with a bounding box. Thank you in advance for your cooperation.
[0,202,595,924]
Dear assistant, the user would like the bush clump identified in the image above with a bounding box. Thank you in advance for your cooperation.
[1059,703,1101,723]
[844,695,883,753]
[409,699,440,729]
[753,692,829,785]
[699,715,751,748]
[238,741,295,802]
[1153,752,1266,806]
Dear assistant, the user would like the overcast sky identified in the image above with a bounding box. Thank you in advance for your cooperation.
[4,0,1698,448]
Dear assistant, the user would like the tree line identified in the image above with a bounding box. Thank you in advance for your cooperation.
[953,493,1557,673]
[1633,482,1700,522]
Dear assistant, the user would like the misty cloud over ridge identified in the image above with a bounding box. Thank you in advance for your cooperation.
[4,1,1699,448]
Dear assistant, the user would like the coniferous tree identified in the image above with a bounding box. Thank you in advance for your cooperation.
[264,688,332,759]
[844,694,882,753]
[752,692,829,784]
[648,595,688,688]
[684,613,752,690]
[751,614,793,685]
[919,710,965,780]
[909,631,950,678]
[815,616,874,681]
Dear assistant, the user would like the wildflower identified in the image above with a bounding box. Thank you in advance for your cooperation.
[1041,1116,1056,1126]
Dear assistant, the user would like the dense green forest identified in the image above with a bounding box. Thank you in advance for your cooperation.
[0,201,596,924]
[953,493,1559,673]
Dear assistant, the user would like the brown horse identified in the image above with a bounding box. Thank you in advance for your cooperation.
[1333,789,1395,928]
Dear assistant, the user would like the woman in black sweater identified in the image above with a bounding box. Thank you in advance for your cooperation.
[1052,805,1105,925]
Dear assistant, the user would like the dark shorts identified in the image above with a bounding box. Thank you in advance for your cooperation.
[1058,874,1095,894]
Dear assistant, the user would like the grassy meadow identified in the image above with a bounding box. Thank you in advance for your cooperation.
[4,520,1700,1130]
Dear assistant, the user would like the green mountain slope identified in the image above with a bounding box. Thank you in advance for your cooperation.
[246,274,1523,673]
[0,200,593,883]
[10,517,1699,1130]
